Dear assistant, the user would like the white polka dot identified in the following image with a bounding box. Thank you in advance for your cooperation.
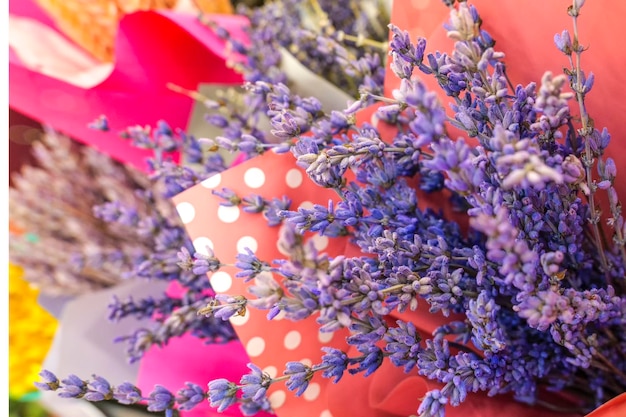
[284,330,302,350]
[300,358,313,367]
[311,234,329,251]
[411,0,430,10]
[320,410,333,417]
[285,168,303,188]
[303,383,321,401]
[318,331,334,344]
[246,336,266,357]
[299,201,314,210]
[244,167,266,188]
[237,236,258,253]
[210,271,232,292]
[193,237,214,255]
[176,202,195,224]
[263,366,278,378]
[371,113,380,129]
[230,309,250,326]
[269,390,286,409]
[217,205,240,223]
[201,173,222,188]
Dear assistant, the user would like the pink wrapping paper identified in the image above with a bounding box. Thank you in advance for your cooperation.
[9,0,246,172]
[157,1,625,416]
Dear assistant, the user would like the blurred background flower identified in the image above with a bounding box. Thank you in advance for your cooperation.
[9,263,58,398]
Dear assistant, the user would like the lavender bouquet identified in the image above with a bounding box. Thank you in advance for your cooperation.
[9,127,236,359]
[34,1,626,417]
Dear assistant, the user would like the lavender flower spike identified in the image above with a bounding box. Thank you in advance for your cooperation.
[207,379,238,412]
[34,370,60,391]
[146,385,175,414]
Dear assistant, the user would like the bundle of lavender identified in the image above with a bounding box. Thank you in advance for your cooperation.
[9,129,234,357]
[9,129,152,295]
[34,0,626,417]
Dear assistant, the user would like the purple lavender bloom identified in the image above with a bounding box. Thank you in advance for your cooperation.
[207,379,238,413]
[114,328,154,364]
[176,382,206,410]
[34,370,60,391]
[242,194,266,214]
[515,290,562,331]
[240,364,271,402]
[239,397,272,416]
[554,30,573,55]
[154,120,177,152]
[348,345,384,377]
[270,111,306,138]
[388,25,415,62]
[84,376,113,401]
[320,347,349,383]
[284,361,313,396]
[190,249,222,276]
[113,382,143,405]
[212,188,242,207]
[385,320,422,372]
[248,272,283,311]
[206,114,230,129]
[466,291,507,352]
[209,294,248,321]
[235,248,270,281]
[59,374,87,398]
[418,389,448,417]
[146,385,175,413]
[264,196,291,226]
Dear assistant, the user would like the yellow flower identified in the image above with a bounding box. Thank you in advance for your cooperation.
[9,264,58,397]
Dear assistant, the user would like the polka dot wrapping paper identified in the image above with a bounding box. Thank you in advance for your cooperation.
[172,150,353,417]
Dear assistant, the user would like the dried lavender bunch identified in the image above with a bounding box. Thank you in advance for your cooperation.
[10,128,236,360]
[9,130,153,295]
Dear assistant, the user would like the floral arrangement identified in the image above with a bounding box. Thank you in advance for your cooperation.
[26,0,626,417]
